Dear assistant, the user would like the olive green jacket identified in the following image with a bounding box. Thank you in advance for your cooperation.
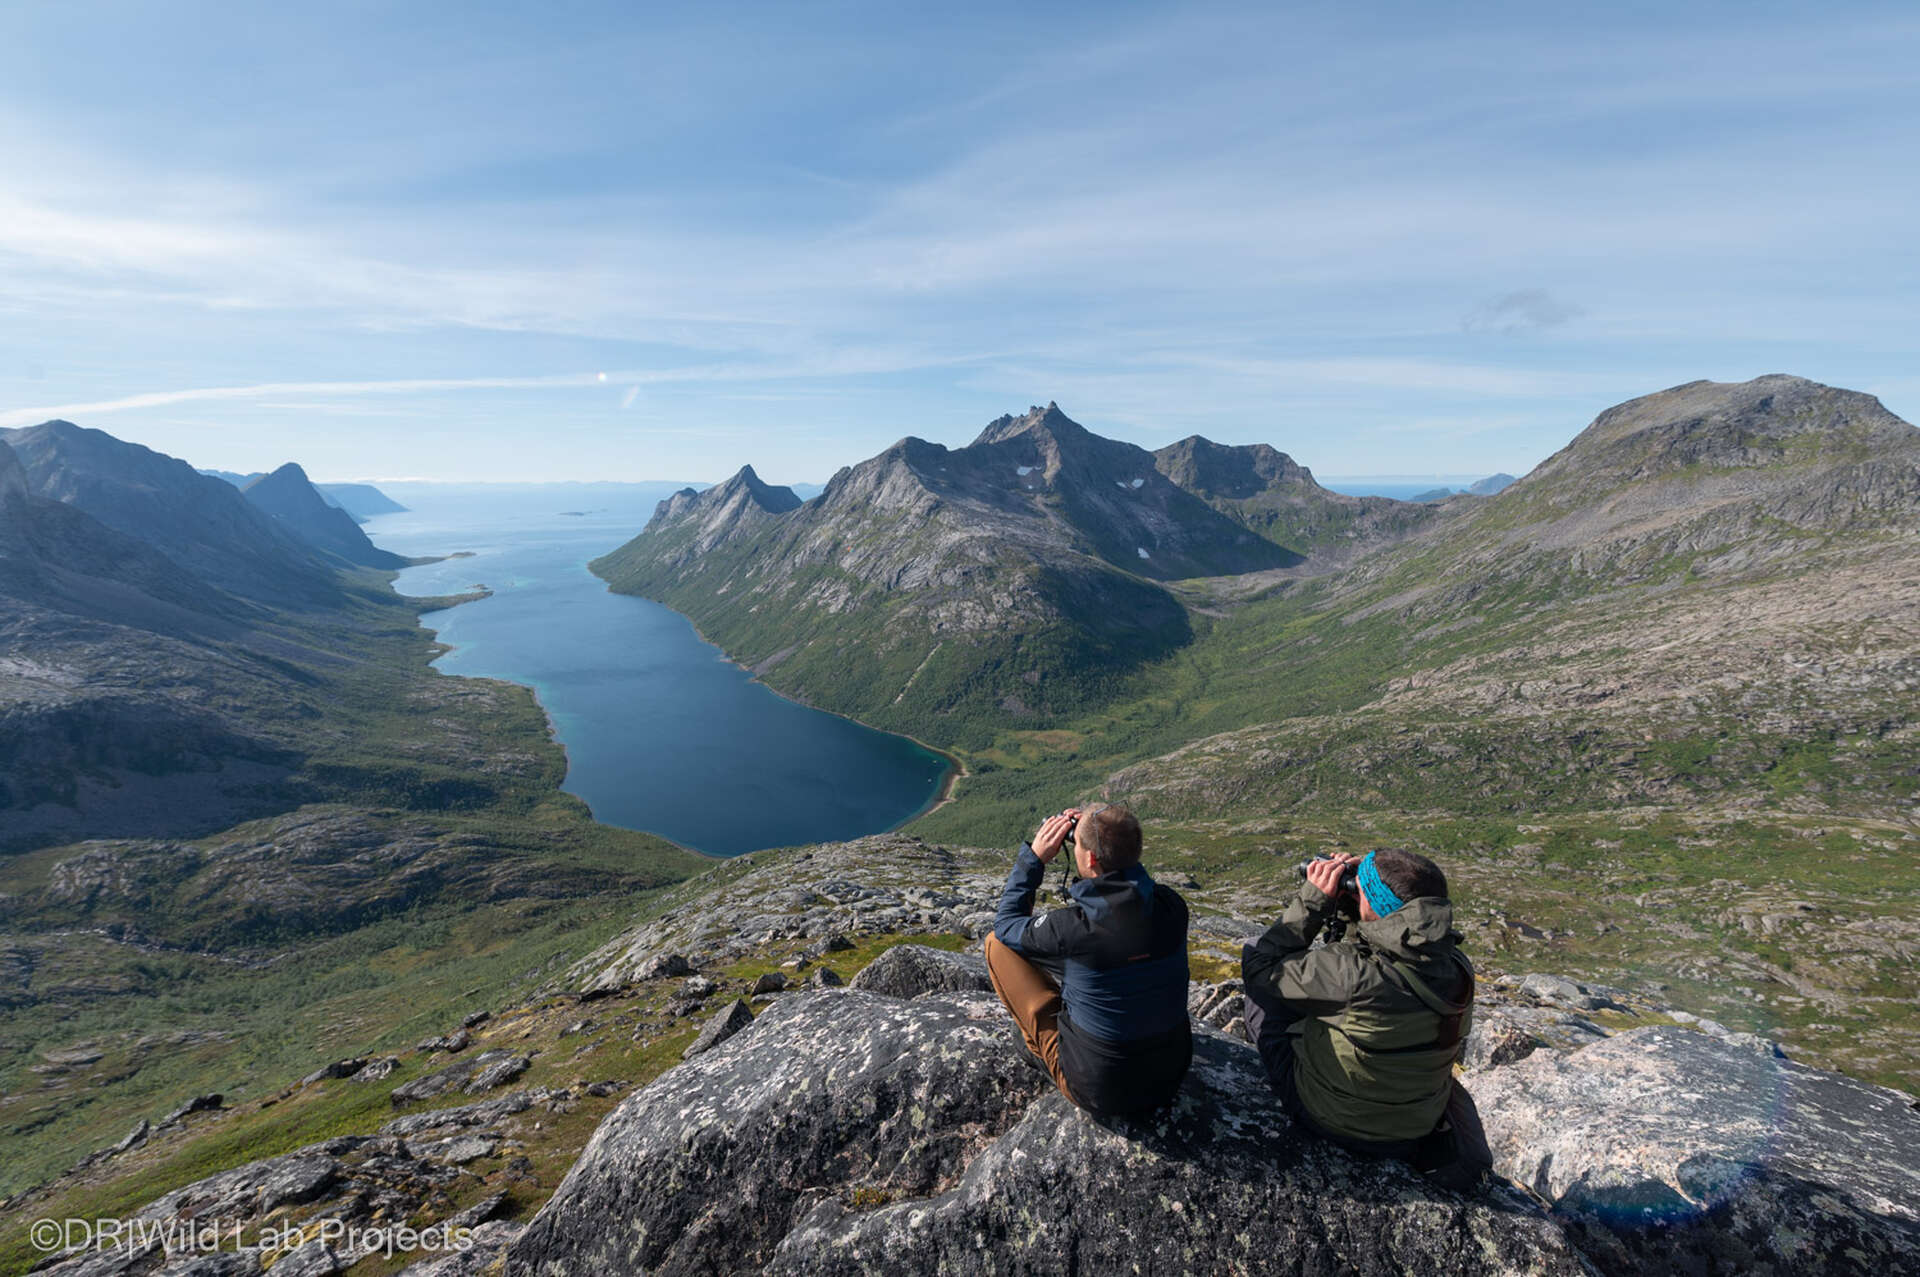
[1242,880,1473,1144]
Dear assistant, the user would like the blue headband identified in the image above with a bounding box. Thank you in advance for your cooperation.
[1358,851,1405,916]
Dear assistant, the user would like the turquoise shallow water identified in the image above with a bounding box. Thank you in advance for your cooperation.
[365,483,950,857]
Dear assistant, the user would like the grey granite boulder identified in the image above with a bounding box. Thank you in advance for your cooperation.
[350,1056,401,1082]
[392,1050,520,1105]
[161,1092,224,1124]
[1517,973,1614,1011]
[507,990,1586,1276]
[846,943,992,999]
[465,1054,530,1095]
[637,952,692,981]
[1470,1025,1920,1274]
[416,1027,472,1054]
[302,1058,368,1086]
[682,999,755,1059]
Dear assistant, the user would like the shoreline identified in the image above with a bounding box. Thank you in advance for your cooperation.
[395,563,729,861]
[661,601,968,826]
[387,548,961,860]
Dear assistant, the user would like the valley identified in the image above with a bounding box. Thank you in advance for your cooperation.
[1,374,1916,1272]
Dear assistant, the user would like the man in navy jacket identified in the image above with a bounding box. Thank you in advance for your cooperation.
[984,804,1192,1118]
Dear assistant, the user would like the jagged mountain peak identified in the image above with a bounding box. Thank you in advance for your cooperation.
[970,401,1087,449]
[640,466,802,539]
[720,464,804,514]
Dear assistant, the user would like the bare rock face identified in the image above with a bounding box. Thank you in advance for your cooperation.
[1469,1026,1920,1275]
[507,991,1587,1276]
[845,943,992,999]
[32,1092,560,1275]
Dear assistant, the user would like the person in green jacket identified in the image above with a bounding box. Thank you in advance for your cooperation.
[1240,848,1491,1186]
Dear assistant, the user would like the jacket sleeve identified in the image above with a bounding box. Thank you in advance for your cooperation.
[1240,880,1371,1016]
[993,845,1092,959]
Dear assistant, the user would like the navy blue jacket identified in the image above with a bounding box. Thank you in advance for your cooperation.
[994,844,1192,1116]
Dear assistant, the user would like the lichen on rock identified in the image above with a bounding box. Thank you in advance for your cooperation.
[507,990,1586,1276]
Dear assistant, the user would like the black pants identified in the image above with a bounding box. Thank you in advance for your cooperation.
[1240,959,1491,1179]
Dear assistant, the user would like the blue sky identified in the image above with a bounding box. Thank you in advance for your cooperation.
[1,1,1916,485]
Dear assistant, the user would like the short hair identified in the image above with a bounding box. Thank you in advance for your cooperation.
[1078,804,1142,873]
[1371,848,1447,902]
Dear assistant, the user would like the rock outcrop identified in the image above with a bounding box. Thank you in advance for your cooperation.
[844,943,991,998]
[508,990,1586,1276]
[570,836,1014,993]
[1471,1025,1920,1275]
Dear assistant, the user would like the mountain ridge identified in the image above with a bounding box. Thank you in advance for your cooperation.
[242,462,408,570]
[591,403,1421,737]
[2,421,344,607]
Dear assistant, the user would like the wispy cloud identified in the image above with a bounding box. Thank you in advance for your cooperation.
[0,4,1914,480]
[1462,290,1582,335]
[0,375,609,428]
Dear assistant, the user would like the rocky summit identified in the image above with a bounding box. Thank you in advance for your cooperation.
[503,945,1920,1276]
[508,989,1586,1277]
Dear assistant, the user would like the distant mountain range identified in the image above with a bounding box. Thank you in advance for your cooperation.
[1399,473,1517,502]
[201,470,410,523]
[5,422,344,606]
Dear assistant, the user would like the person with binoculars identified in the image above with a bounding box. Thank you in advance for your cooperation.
[984,804,1192,1119]
[1241,847,1492,1187]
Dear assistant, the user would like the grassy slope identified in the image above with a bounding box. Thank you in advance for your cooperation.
[903,486,1919,1089]
[0,579,706,1198]
[0,926,962,1277]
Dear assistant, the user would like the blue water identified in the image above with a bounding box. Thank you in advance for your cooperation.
[363,484,951,857]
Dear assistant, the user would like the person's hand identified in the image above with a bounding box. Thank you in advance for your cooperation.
[1306,852,1359,899]
[1030,809,1081,864]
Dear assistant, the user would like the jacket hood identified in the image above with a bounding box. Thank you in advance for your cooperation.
[1356,896,1461,965]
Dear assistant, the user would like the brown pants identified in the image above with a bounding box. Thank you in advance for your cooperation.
[983,934,1076,1104]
